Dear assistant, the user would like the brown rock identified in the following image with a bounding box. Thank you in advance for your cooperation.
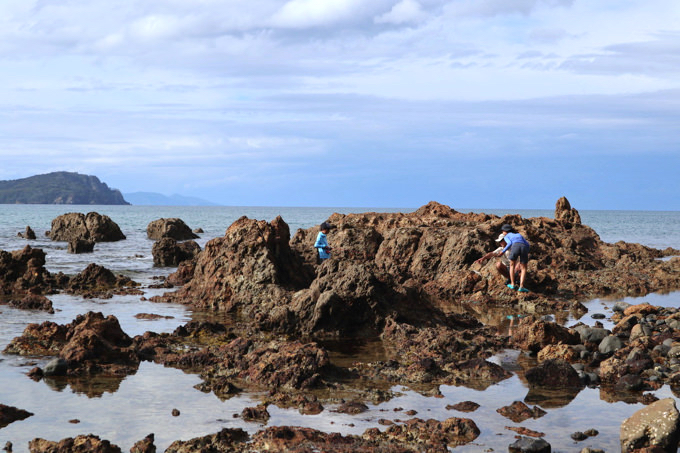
[8,294,54,313]
[164,428,248,453]
[555,196,582,225]
[130,434,155,453]
[151,238,201,267]
[511,318,580,353]
[49,212,125,242]
[29,434,122,453]
[146,218,198,241]
[621,398,680,452]
[525,358,582,389]
[497,401,547,423]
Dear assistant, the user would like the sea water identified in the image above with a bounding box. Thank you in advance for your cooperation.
[0,205,678,452]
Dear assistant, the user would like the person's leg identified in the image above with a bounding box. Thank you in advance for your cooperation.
[508,260,517,287]
[496,262,510,280]
[519,262,527,288]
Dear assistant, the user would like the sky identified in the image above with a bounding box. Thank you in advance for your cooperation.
[0,0,679,210]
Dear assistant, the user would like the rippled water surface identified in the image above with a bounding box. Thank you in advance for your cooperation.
[0,205,679,452]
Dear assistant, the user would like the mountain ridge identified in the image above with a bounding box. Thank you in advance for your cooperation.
[0,172,129,205]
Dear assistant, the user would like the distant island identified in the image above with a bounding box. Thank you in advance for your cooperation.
[0,172,129,205]
[124,192,219,206]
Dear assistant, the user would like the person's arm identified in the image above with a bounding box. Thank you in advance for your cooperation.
[475,251,496,263]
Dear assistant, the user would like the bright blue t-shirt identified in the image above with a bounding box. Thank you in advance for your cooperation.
[501,232,530,254]
[314,231,331,259]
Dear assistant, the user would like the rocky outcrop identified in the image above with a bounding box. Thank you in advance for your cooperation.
[146,218,198,241]
[160,215,313,313]
[65,263,140,298]
[620,398,680,452]
[0,246,61,296]
[151,238,201,267]
[49,212,126,242]
[162,200,680,341]
[4,312,139,377]
[28,434,122,453]
[18,226,36,240]
[7,294,54,313]
[554,196,582,225]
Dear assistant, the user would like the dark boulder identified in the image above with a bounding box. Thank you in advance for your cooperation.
[7,294,54,313]
[68,239,95,254]
[525,359,582,389]
[65,263,139,297]
[146,218,198,241]
[152,238,201,267]
[49,212,125,242]
[18,226,36,240]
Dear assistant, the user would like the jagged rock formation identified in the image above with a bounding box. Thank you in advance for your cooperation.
[0,172,128,205]
[160,199,680,339]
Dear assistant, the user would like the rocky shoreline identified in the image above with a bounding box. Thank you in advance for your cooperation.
[2,198,680,452]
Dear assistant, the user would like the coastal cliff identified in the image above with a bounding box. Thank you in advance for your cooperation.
[0,172,129,205]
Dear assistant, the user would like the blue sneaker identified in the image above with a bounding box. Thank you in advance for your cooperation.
[507,283,517,290]
[518,287,529,293]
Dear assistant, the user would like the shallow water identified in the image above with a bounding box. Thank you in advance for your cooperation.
[0,205,679,452]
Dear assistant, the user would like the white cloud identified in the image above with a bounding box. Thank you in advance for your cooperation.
[270,0,373,28]
[375,0,427,25]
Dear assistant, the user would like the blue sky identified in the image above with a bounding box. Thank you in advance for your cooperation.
[0,0,678,210]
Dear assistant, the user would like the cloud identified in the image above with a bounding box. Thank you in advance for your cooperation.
[375,0,427,25]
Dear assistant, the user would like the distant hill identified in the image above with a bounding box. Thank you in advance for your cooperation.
[0,172,129,205]
[124,192,219,206]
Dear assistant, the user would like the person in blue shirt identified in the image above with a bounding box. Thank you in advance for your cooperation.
[314,221,334,262]
[498,224,530,293]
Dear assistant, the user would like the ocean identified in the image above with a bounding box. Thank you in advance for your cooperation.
[0,204,678,452]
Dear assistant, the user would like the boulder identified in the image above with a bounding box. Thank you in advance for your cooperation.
[65,263,139,297]
[511,318,580,353]
[5,312,139,376]
[49,212,125,242]
[68,239,95,254]
[509,436,551,453]
[0,246,59,296]
[152,238,201,267]
[146,218,199,241]
[620,398,680,452]
[18,226,36,240]
[7,294,54,313]
[525,359,582,389]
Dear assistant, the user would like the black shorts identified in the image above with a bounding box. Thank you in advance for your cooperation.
[508,243,529,264]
